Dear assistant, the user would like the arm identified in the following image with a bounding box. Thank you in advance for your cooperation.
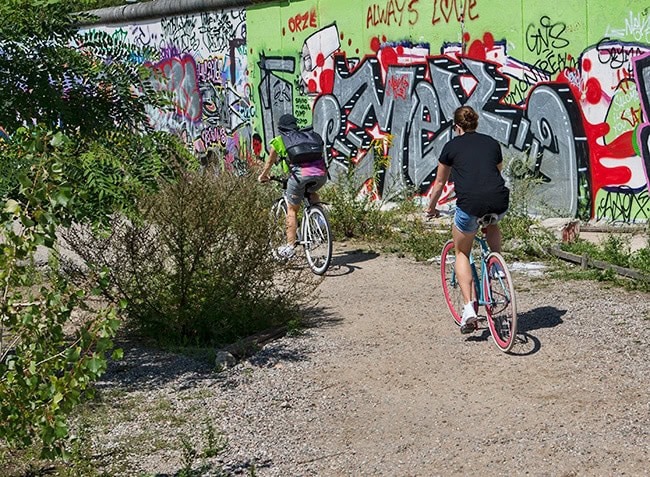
[425,162,451,217]
[258,146,278,183]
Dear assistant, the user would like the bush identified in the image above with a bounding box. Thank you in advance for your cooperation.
[320,171,393,241]
[64,170,318,347]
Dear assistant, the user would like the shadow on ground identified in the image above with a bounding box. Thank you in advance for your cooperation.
[517,306,566,333]
[464,306,566,356]
[95,307,343,393]
[327,249,380,276]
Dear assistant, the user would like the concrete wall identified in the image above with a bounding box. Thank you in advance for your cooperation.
[85,0,650,223]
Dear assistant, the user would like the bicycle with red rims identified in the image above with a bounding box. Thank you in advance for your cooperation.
[440,213,518,352]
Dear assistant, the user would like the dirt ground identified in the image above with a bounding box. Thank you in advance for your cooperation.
[79,241,650,476]
[279,243,650,475]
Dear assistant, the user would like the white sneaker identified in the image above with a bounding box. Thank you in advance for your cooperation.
[277,244,296,259]
[460,303,478,334]
[490,267,506,279]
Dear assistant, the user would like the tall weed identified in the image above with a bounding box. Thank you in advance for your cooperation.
[320,171,393,241]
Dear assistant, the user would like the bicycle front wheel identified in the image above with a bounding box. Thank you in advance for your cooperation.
[269,198,288,260]
[484,252,517,352]
[303,205,332,275]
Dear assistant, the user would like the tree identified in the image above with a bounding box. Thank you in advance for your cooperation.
[0,0,194,458]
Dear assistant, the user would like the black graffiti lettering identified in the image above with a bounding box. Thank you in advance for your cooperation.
[161,16,200,52]
[596,38,646,70]
[534,51,578,75]
[597,188,650,223]
[525,16,569,55]
[505,78,531,105]
[257,54,296,149]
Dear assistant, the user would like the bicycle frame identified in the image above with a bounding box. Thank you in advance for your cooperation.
[467,234,494,308]
[449,232,511,309]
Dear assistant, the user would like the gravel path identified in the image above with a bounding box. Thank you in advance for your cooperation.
[89,244,650,476]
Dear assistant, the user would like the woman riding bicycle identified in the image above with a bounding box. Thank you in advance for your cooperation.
[258,113,327,258]
[426,106,510,334]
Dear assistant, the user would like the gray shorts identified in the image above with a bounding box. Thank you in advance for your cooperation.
[285,175,327,206]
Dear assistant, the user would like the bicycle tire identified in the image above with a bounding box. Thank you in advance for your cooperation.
[269,198,288,260]
[303,205,332,275]
[440,240,463,324]
[440,240,480,326]
[484,252,517,352]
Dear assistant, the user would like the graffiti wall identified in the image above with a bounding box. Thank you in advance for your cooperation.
[247,0,650,222]
[86,0,650,222]
[84,7,255,173]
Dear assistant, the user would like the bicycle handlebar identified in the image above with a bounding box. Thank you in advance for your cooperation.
[268,175,288,188]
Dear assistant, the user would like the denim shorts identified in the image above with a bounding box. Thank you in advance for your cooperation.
[285,175,327,206]
[455,207,507,234]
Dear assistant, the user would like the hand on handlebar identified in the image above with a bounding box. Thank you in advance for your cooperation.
[258,173,270,183]
[424,206,440,219]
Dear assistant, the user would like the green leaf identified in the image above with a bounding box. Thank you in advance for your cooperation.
[86,357,103,374]
[50,133,66,148]
[112,348,123,360]
[4,199,21,214]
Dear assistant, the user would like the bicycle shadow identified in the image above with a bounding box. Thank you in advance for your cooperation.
[326,249,380,276]
[466,306,566,356]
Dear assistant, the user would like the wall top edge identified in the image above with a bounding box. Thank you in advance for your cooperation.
[76,0,294,26]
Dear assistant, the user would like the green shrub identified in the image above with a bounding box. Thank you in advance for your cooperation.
[65,170,318,347]
[630,243,650,275]
[400,219,448,261]
[558,234,650,291]
[320,172,393,241]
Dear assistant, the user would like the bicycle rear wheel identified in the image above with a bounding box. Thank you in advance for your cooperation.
[484,252,517,352]
[303,205,332,275]
[269,198,288,260]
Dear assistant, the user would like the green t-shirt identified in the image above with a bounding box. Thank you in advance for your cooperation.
[270,135,290,174]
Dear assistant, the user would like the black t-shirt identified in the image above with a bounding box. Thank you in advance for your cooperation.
[438,131,510,217]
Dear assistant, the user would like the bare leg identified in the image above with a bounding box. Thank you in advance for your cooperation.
[485,224,502,253]
[452,224,477,305]
[286,202,300,245]
[308,191,321,204]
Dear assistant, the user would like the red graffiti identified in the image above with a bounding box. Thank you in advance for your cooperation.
[615,69,634,93]
[252,136,262,156]
[366,0,420,28]
[387,74,410,99]
[287,9,317,33]
[432,0,478,25]
[320,69,334,95]
[585,77,603,104]
[583,119,635,211]
[151,55,201,122]
[620,106,642,129]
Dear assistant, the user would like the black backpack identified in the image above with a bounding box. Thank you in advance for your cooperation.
[280,126,324,164]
